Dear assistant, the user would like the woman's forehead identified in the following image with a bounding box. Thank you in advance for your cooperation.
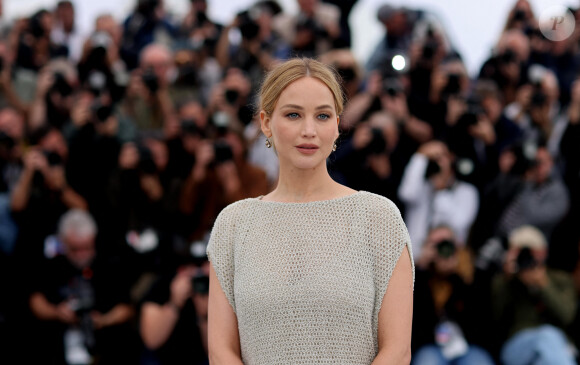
[276,77,335,108]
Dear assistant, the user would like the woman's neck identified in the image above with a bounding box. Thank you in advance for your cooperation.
[268,164,346,202]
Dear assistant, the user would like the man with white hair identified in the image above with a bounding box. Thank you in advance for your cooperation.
[27,209,137,364]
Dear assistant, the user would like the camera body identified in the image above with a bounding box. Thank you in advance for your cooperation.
[515,247,538,272]
[141,68,159,93]
[191,274,209,295]
[91,100,113,123]
[52,72,74,97]
[364,128,387,155]
[436,239,456,258]
[213,141,233,164]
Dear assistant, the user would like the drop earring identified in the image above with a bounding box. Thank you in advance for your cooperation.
[332,141,337,152]
[265,138,272,148]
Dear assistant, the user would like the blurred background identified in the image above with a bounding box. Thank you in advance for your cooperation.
[1,0,580,364]
[4,0,578,75]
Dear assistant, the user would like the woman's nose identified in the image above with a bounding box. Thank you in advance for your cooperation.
[301,117,316,137]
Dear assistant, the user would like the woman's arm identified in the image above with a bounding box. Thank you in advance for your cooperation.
[372,246,414,365]
[207,264,244,365]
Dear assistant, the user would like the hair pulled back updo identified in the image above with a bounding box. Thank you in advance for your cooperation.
[259,58,344,118]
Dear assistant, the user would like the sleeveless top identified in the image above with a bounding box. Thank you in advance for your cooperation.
[206,191,414,364]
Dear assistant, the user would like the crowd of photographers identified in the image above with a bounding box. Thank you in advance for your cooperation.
[0,0,579,364]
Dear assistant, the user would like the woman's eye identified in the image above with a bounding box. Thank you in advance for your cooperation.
[318,113,331,120]
[286,112,300,119]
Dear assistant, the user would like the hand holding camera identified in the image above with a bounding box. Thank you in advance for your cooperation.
[23,148,50,173]
[169,267,196,311]
[56,301,78,325]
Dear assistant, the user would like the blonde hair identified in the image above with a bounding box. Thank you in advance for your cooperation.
[259,58,344,117]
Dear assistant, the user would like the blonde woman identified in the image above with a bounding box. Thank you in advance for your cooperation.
[207,57,414,364]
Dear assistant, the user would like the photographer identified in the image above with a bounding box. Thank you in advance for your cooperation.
[495,144,569,242]
[120,0,178,70]
[77,17,128,105]
[10,126,87,262]
[492,225,577,365]
[139,246,210,364]
[28,209,136,364]
[50,1,84,63]
[180,0,222,58]
[331,111,402,204]
[216,2,289,89]
[107,138,179,256]
[365,5,417,73]
[120,43,177,134]
[206,67,253,133]
[179,127,269,242]
[412,226,494,365]
[504,65,561,147]
[274,0,340,57]
[64,88,128,249]
[28,58,78,130]
[478,29,530,106]
[398,140,479,259]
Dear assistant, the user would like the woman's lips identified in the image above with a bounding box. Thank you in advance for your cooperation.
[296,144,319,154]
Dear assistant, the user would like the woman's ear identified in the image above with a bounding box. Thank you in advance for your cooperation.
[260,110,272,137]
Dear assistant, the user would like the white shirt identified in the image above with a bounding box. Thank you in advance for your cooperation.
[398,154,479,258]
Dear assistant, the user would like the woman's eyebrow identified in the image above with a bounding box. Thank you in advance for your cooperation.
[280,104,333,110]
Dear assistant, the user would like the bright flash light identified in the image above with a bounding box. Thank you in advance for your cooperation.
[392,55,406,71]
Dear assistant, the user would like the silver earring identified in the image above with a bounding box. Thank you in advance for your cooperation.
[332,141,337,152]
[265,138,272,148]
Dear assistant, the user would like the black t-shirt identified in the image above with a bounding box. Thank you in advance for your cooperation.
[29,255,138,364]
[141,273,207,365]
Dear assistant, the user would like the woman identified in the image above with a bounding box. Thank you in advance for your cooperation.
[206,58,414,364]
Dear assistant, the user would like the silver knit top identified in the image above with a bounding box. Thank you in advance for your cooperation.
[206,191,414,364]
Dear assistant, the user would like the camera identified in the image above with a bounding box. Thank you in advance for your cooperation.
[499,49,517,65]
[43,150,63,166]
[364,128,387,155]
[213,141,233,164]
[513,9,527,22]
[508,140,538,176]
[137,0,160,16]
[337,66,356,84]
[424,158,441,179]
[436,239,456,258]
[237,10,260,40]
[91,100,113,123]
[28,11,48,39]
[141,68,159,93]
[295,14,326,38]
[442,73,462,96]
[191,274,209,295]
[382,77,404,97]
[181,119,204,137]
[52,72,74,97]
[224,89,240,105]
[515,247,538,272]
[456,96,484,130]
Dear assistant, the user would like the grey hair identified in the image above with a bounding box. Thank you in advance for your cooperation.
[58,209,98,239]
